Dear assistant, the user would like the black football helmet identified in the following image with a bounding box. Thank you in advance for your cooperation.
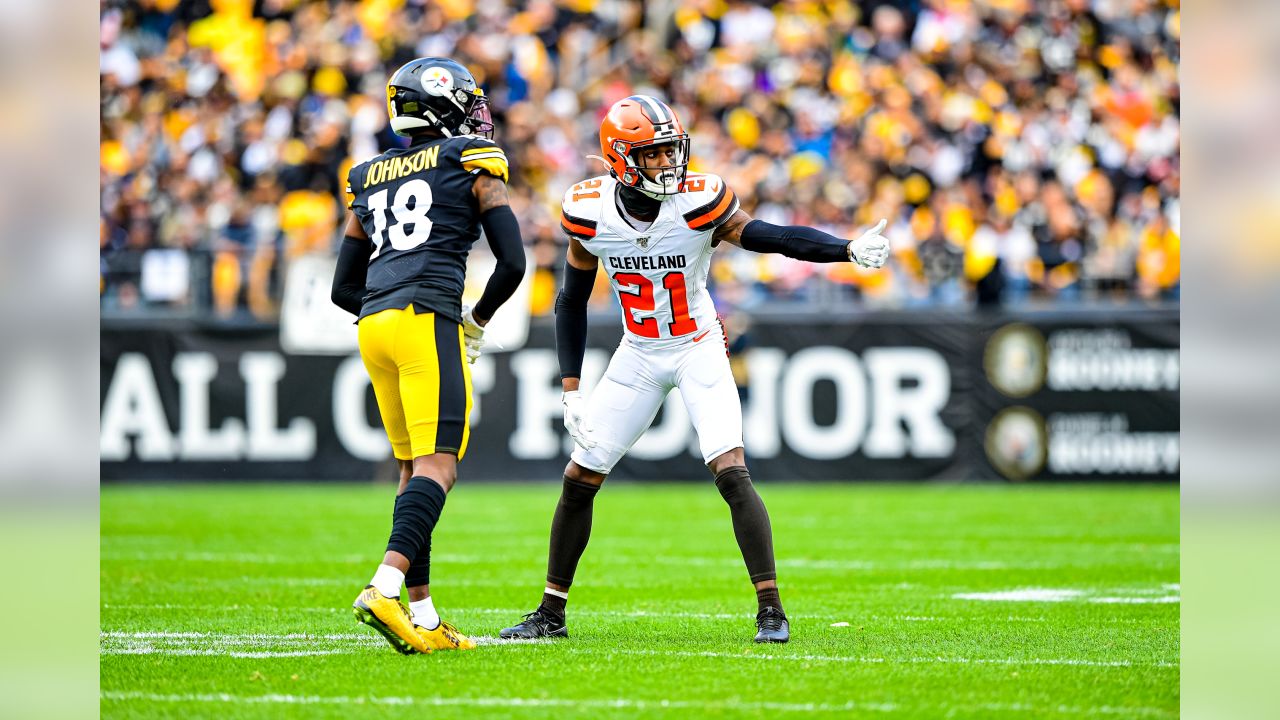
[385,57,493,139]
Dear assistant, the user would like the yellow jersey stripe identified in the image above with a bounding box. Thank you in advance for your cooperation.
[458,151,506,163]
[461,147,506,158]
[461,156,509,183]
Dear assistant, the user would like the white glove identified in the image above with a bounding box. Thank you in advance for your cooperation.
[562,390,596,450]
[847,219,890,269]
[460,306,486,365]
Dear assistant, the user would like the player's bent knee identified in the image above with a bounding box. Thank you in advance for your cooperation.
[412,453,458,492]
[564,461,606,486]
[707,447,746,476]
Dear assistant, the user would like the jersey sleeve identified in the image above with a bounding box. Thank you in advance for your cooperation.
[560,180,602,241]
[460,137,510,184]
[344,161,367,211]
[681,174,739,231]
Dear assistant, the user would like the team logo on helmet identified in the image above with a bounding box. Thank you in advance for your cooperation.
[421,67,454,96]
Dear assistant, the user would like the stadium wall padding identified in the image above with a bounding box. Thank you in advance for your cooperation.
[100,310,1178,482]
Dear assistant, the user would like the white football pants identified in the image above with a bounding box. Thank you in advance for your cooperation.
[571,324,743,474]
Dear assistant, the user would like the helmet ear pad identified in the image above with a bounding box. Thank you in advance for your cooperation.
[604,140,642,188]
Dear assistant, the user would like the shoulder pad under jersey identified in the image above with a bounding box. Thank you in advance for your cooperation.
[457,136,509,183]
[560,175,611,240]
[677,173,739,231]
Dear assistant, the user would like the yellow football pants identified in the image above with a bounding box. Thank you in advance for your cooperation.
[357,305,473,461]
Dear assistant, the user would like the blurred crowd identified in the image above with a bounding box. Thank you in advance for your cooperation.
[100,0,1180,320]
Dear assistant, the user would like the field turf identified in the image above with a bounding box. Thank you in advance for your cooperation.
[101,482,1179,718]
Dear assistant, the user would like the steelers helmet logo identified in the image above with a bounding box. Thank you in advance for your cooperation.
[985,406,1048,481]
[984,323,1047,398]
[421,66,454,96]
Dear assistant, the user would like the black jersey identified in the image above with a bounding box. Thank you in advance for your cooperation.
[346,134,509,323]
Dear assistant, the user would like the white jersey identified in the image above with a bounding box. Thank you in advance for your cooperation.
[560,173,740,349]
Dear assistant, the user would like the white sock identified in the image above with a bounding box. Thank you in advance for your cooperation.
[410,596,439,629]
[369,564,405,598]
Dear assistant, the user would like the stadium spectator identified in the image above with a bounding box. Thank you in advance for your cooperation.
[100,0,1179,318]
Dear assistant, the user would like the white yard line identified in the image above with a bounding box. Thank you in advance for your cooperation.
[101,550,1176,572]
[101,631,375,640]
[100,604,1156,625]
[99,691,1175,717]
[555,648,1178,669]
[100,551,498,564]
[104,648,350,658]
[100,691,899,713]
[954,589,1085,602]
[100,631,1177,669]
[952,587,1181,604]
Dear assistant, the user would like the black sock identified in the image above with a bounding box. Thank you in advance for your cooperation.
[714,466,777,584]
[756,586,783,614]
[405,535,431,589]
[392,491,433,589]
[540,591,567,620]
[546,476,602,589]
[386,477,447,571]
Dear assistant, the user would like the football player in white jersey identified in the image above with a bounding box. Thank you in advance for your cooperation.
[500,95,889,644]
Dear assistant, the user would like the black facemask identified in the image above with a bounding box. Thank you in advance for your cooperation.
[617,183,661,221]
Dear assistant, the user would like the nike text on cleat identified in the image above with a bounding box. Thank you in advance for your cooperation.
[754,606,790,643]
[352,585,432,654]
[499,607,569,640]
[416,620,477,651]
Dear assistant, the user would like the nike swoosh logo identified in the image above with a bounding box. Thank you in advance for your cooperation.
[692,330,710,343]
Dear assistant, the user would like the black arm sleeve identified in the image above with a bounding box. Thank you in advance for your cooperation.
[330,235,372,316]
[739,219,850,263]
[554,262,597,380]
[474,205,527,321]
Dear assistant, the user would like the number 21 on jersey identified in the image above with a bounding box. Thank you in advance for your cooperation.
[614,272,698,338]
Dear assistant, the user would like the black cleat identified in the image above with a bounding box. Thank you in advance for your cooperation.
[499,607,568,639]
[754,606,790,643]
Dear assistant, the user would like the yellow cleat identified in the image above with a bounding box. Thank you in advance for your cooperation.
[352,586,432,655]
[416,620,477,651]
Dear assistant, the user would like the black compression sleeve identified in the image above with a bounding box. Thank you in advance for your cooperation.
[330,235,372,316]
[475,205,527,321]
[554,263,596,379]
[739,219,850,263]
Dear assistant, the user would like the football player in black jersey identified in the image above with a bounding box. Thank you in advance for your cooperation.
[331,57,526,654]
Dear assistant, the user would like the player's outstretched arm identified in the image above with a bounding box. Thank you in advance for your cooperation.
[470,174,528,325]
[713,208,890,269]
[556,237,598,393]
[331,213,372,316]
[556,236,598,448]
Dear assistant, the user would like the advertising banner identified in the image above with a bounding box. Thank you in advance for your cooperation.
[101,310,1177,482]
[975,310,1179,481]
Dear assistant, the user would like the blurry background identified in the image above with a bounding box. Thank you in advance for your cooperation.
[99,0,1180,320]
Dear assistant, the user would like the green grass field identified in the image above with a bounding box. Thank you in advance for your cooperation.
[101,482,1178,718]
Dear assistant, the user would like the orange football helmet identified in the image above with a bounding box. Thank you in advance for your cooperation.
[598,95,690,199]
